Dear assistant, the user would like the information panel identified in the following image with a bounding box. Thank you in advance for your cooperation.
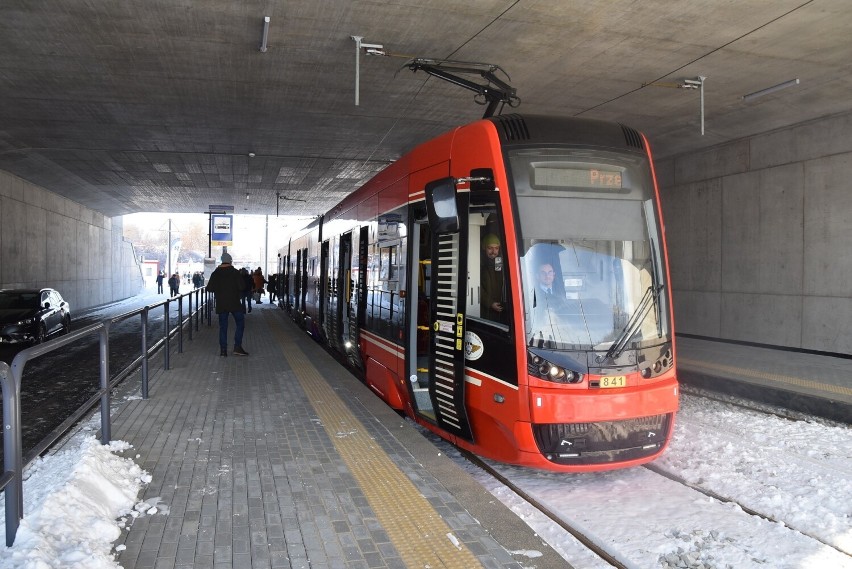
[211,214,233,246]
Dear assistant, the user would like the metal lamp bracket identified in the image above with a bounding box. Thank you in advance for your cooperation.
[351,36,386,106]
[681,76,707,135]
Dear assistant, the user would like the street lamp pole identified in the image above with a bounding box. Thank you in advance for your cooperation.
[204,210,227,259]
[167,218,172,275]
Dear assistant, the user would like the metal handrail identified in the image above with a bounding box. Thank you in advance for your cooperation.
[1,287,211,547]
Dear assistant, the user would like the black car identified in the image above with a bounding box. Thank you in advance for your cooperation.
[0,288,71,344]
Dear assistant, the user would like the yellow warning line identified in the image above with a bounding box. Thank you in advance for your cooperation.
[265,312,483,568]
[679,357,852,397]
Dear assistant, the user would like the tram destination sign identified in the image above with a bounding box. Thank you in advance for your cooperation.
[533,165,624,190]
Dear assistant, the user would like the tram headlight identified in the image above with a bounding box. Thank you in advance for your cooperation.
[528,351,582,384]
[639,345,674,379]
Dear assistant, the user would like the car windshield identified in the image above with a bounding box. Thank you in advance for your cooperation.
[0,292,40,310]
[508,147,670,351]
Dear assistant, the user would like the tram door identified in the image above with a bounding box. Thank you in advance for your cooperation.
[299,248,308,315]
[415,178,473,442]
[320,239,335,345]
[294,249,303,314]
[341,230,365,369]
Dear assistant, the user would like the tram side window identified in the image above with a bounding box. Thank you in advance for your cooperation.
[365,214,408,341]
[366,242,395,338]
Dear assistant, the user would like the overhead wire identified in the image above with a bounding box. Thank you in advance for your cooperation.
[360,1,521,168]
[576,0,816,115]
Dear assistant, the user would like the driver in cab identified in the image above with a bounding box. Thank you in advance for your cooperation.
[536,262,564,307]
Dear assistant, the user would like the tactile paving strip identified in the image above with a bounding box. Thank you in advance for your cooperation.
[266,312,483,568]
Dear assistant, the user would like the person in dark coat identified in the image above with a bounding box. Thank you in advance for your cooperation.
[167,273,180,296]
[239,267,253,313]
[267,273,278,304]
[205,252,248,357]
[155,271,165,294]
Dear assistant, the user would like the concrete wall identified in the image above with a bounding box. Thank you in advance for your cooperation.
[657,110,852,355]
[0,170,144,311]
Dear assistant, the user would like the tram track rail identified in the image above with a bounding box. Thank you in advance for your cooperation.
[461,449,627,569]
[464,445,787,568]
[454,386,852,568]
[665,390,852,558]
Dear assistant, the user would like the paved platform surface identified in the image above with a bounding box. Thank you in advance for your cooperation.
[677,335,852,422]
[103,300,850,569]
[109,303,571,569]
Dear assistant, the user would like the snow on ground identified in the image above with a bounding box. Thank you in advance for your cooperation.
[448,393,852,569]
[1,391,850,568]
[0,426,151,569]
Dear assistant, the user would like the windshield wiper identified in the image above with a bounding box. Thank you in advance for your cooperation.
[648,236,663,338]
[604,283,664,361]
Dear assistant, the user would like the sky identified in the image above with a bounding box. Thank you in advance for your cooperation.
[1,390,850,568]
[122,212,310,271]
[122,212,307,245]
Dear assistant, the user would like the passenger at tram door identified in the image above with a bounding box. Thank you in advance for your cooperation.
[267,274,278,304]
[480,233,507,323]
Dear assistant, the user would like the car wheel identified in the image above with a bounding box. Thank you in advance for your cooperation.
[36,323,47,344]
[62,315,71,334]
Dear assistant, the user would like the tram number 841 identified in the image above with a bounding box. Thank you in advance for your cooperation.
[598,376,627,389]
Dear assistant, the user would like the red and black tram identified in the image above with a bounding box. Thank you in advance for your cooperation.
[277,114,679,472]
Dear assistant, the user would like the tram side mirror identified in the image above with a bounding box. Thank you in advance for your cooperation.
[425,177,459,234]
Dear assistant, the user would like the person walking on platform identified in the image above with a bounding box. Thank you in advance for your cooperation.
[267,273,278,304]
[155,270,165,294]
[239,267,253,313]
[252,267,267,304]
[167,273,180,296]
[206,252,249,357]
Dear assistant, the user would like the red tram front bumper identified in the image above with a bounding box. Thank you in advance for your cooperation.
[518,377,679,470]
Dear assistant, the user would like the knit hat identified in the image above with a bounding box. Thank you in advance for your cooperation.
[481,234,500,248]
[221,252,232,264]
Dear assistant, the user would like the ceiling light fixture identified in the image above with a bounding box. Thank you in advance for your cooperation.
[259,16,270,53]
[742,78,799,102]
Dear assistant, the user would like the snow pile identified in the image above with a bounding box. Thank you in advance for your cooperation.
[0,436,150,569]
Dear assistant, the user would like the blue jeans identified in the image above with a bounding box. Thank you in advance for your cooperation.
[218,311,245,348]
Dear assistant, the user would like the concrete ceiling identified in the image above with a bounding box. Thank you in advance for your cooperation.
[1,1,850,219]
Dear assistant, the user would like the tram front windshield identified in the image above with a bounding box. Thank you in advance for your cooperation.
[509,148,670,353]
